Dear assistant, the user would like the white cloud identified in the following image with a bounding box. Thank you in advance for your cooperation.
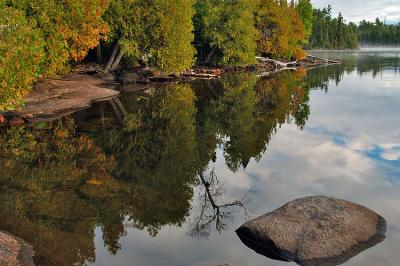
[311,0,400,23]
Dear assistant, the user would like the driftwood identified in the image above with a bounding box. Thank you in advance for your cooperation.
[256,57,299,68]
[182,71,220,79]
[306,54,341,64]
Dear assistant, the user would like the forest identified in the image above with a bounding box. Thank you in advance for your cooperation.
[0,0,313,111]
[1,0,399,111]
[309,5,400,49]
[359,18,400,45]
[308,6,359,49]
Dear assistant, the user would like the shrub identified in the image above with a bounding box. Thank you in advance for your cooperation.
[6,0,110,76]
[0,7,45,110]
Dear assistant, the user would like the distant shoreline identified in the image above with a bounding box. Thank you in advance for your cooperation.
[308,48,400,52]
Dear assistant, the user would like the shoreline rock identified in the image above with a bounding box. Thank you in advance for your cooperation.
[0,231,34,266]
[236,196,386,266]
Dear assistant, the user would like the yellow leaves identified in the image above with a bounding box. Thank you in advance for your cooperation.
[0,7,45,111]
[256,0,306,59]
[86,179,103,186]
[55,129,69,138]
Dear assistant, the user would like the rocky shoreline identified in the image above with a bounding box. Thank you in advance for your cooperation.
[0,55,339,128]
[0,231,34,266]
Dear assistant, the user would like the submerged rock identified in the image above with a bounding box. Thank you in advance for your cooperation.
[236,196,386,266]
[94,72,116,83]
[0,231,34,266]
[120,72,140,84]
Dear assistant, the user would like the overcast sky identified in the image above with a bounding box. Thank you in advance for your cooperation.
[311,0,400,24]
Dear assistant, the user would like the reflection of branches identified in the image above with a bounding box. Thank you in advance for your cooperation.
[189,170,251,238]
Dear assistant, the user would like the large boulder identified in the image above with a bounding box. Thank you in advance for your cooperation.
[0,231,34,266]
[236,196,386,266]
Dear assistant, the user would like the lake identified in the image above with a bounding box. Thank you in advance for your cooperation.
[0,50,399,266]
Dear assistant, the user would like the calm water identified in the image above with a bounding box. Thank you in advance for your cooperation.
[0,50,399,266]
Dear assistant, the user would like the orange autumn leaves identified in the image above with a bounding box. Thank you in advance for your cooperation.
[255,0,307,60]
[59,0,110,62]
[0,0,110,110]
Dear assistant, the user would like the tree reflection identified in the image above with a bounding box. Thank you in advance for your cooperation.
[304,51,400,91]
[104,84,202,236]
[0,119,118,266]
[189,170,250,238]
[0,68,317,264]
[194,71,311,172]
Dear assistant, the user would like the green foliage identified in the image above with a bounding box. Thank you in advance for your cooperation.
[1,0,109,110]
[0,7,45,110]
[194,0,258,66]
[104,0,158,59]
[153,0,196,72]
[296,0,313,38]
[5,0,109,76]
[359,19,400,45]
[105,0,195,73]
[6,0,110,76]
[309,7,359,49]
[255,0,306,59]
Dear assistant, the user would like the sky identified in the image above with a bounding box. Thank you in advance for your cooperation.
[311,0,400,24]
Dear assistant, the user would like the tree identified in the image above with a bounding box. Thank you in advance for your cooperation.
[359,19,400,45]
[255,0,306,59]
[0,7,45,110]
[104,0,195,73]
[194,0,258,66]
[309,7,359,49]
[6,0,110,76]
[296,0,313,39]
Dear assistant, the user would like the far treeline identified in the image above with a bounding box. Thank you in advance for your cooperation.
[309,5,400,49]
[0,0,399,111]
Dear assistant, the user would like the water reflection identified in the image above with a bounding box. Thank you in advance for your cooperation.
[0,51,399,265]
[0,69,311,265]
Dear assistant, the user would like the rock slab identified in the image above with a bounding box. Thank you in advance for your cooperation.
[236,196,386,266]
[5,77,120,122]
[0,231,34,266]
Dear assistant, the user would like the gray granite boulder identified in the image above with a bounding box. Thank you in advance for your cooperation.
[236,196,386,266]
[0,231,34,266]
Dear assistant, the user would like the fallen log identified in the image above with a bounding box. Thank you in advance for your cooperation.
[182,71,220,79]
[306,54,341,64]
[256,57,299,68]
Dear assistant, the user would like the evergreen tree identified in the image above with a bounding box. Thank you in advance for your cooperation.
[296,0,313,38]
[193,0,258,66]
[255,0,306,59]
[359,19,400,45]
[104,0,195,73]
[309,7,359,49]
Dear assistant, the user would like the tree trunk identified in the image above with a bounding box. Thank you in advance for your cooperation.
[105,43,120,72]
[110,50,124,72]
[96,44,103,64]
[204,46,216,64]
